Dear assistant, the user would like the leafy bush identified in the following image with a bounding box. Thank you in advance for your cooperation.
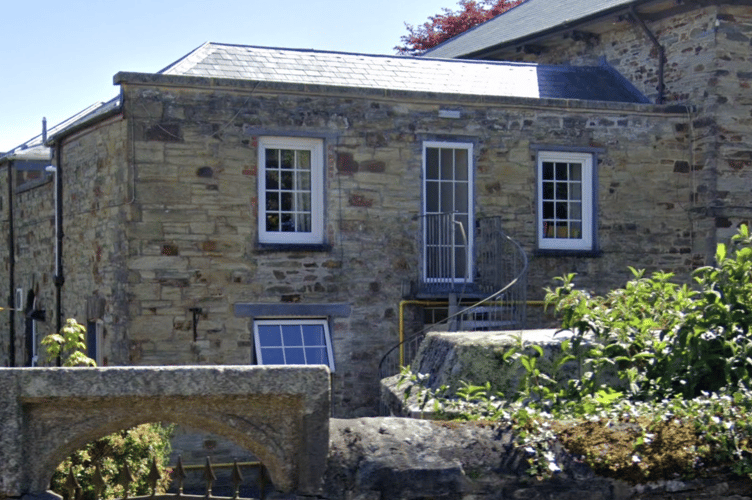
[546,224,752,401]
[41,318,96,367]
[41,320,174,500]
[50,423,174,500]
[399,225,752,482]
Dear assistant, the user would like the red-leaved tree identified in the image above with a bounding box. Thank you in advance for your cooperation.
[396,0,525,56]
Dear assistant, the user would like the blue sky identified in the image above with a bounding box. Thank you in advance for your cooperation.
[0,0,448,153]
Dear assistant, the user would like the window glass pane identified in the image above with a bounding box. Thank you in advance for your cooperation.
[261,348,285,364]
[555,182,567,200]
[258,325,281,346]
[296,214,311,232]
[285,348,306,364]
[426,148,439,179]
[455,183,468,212]
[297,193,311,211]
[455,246,467,278]
[281,171,293,189]
[425,182,439,213]
[440,149,454,179]
[282,325,302,346]
[440,183,454,212]
[255,320,333,370]
[281,192,293,211]
[570,183,582,201]
[555,162,568,180]
[297,150,311,170]
[571,221,582,238]
[267,192,279,210]
[299,172,311,190]
[281,150,294,169]
[455,149,468,180]
[542,202,554,219]
[542,182,554,200]
[542,162,554,180]
[266,214,279,232]
[555,202,568,219]
[570,202,582,220]
[305,347,329,365]
[302,325,326,345]
[266,149,279,169]
[569,163,581,181]
[266,171,279,189]
[543,221,554,238]
[281,214,294,231]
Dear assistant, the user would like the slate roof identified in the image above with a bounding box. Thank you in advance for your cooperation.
[0,98,121,162]
[159,42,647,103]
[424,0,646,59]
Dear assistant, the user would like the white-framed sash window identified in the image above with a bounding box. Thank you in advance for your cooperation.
[537,151,594,251]
[258,137,324,245]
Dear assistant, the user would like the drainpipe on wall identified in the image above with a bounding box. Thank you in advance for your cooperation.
[630,5,665,104]
[52,142,64,349]
[7,159,15,367]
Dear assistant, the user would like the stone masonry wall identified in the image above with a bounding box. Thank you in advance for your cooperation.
[486,4,752,263]
[117,76,691,416]
[59,117,132,365]
[0,164,9,366]
[2,167,56,366]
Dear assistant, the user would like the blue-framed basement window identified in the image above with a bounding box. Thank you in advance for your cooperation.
[253,319,335,371]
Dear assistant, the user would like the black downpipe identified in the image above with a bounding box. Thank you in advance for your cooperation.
[7,160,15,367]
[53,143,64,355]
[630,6,665,104]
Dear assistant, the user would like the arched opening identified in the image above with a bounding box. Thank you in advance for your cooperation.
[48,422,274,500]
[46,420,277,500]
[30,398,297,496]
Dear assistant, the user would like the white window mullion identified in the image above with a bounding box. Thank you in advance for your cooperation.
[258,137,324,245]
[537,151,594,251]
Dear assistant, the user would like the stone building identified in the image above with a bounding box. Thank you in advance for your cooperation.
[1,0,740,415]
[428,0,752,268]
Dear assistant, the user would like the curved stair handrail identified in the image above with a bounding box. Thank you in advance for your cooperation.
[378,221,528,381]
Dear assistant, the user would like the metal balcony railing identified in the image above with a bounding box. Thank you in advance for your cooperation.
[379,215,528,381]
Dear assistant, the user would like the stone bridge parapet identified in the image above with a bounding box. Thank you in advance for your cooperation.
[0,366,330,498]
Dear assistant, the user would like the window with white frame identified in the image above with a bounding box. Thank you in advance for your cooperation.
[258,137,324,245]
[422,141,474,283]
[253,319,335,371]
[537,151,594,251]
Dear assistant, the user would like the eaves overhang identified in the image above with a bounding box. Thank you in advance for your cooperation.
[425,0,682,60]
[114,70,683,115]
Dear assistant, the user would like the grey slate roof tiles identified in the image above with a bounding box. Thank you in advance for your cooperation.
[159,42,647,103]
[424,0,643,58]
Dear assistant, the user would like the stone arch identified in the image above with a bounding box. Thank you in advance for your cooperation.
[0,367,330,498]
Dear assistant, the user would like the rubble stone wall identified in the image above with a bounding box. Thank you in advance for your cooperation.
[117,75,691,415]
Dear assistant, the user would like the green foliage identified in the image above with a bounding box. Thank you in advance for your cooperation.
[50,423,174,500]
[398,226,752,481]
[545,224,752,401]
[41,318,96,367]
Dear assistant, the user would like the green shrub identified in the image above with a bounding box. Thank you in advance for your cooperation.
[41,321,174,499]
[50,423,174,500]
[545,224,752,401]
[400,225,752,481]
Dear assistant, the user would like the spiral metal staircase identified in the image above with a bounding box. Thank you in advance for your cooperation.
[378,215,528,380]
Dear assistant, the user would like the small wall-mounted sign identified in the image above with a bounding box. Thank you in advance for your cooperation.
[438,109,461,119]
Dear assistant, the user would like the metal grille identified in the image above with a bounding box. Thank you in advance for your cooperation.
[379,216,528,381]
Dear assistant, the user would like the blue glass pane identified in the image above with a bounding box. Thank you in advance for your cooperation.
[258,326,281,346]
[305,347,329,365]
[302,325,325,345]
[285,347,306,364]
[261,347,284,364]
[282,325,302,346]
